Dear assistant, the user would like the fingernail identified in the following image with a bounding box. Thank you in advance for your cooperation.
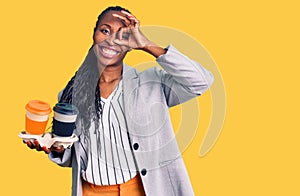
[26,141,31,146]
[42,146,47,151]
[34,140,39,145]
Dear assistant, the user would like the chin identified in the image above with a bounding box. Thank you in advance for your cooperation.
[97,58,124,67]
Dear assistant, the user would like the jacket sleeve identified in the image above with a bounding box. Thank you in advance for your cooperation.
[48,148,73,167]
[156,45,214,107]
[48,89,73,167]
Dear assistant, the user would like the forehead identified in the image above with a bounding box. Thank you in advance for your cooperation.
[98,11,126,27]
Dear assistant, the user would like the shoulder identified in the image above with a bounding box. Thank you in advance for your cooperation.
[123,63,164,81]
[139,67,163,79]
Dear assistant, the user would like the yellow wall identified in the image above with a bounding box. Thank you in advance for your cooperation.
[1,0,299,195]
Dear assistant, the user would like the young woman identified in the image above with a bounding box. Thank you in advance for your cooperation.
[26,6,214,196]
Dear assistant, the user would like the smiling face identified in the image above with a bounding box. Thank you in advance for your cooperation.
[93,11,128,67]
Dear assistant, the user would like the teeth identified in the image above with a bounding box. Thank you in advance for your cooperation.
[102,47,118,55]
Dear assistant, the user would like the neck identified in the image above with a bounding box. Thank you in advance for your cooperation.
[99,64,123,83]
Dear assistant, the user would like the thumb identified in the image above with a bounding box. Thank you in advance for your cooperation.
[113,39,132,51]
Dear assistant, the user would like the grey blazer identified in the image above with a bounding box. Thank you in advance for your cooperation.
[49,45,214,196]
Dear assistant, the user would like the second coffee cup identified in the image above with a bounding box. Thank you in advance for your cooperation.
[52,103,78,137]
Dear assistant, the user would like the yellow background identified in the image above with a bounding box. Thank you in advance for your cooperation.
[1,0,299,195]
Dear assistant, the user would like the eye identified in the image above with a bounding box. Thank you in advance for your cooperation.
[100,28,110,35]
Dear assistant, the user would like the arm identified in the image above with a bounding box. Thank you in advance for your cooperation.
[112,11,213,106]
[156,45,214,106]
[47,89,73,167]
[141,42,167,58]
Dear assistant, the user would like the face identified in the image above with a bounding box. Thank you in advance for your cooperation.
[93,11,128,67]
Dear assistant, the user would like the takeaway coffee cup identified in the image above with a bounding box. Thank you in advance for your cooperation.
[52,103,78,137]
[25,100,52,135]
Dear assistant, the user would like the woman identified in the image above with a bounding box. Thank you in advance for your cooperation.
[26,6,214,196]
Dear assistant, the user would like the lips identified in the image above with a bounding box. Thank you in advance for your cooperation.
[98,45,121,59]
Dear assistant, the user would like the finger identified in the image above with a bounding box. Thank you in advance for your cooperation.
[34,140,39,146]
[26,141,35,149]
[118,27,124,40]
[33,140,40,150]
[129,16,139,26]
[33,140,42,151]
[113,39,129,47]
[112,13,131,26]
[120,11,140,26]
[120,10,135,18]
[42,146,50,154]
[50,145,65,154]
[36,144,42,151]
[117,27,131,40]
[113,39,132,52]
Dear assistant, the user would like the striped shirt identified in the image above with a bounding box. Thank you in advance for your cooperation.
[80,80,138,185]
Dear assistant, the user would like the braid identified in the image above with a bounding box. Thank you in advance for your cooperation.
[59,48,101,138]
[59,73,76,104]
[95,80,102,119]
[58,5,130,141]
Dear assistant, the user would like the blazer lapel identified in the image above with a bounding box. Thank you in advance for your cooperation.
[122,64,140,136]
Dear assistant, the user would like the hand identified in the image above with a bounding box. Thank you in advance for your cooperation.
[24,139,65,154]
[112,10,153,50]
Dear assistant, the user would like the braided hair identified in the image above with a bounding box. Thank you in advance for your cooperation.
[59,6,131,140]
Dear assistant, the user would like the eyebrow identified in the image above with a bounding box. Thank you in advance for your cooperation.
[99,24,111,28]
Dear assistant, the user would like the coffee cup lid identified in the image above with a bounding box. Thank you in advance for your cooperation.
[53,103,79,115]
[25,100,52,115]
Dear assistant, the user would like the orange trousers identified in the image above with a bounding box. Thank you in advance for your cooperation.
[82,174,146,196]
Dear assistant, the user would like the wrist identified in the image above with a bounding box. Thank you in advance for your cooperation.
[138,39,155,50]
[141,42,167,58]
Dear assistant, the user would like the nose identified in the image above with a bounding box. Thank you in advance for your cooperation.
[105,33,117,46]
